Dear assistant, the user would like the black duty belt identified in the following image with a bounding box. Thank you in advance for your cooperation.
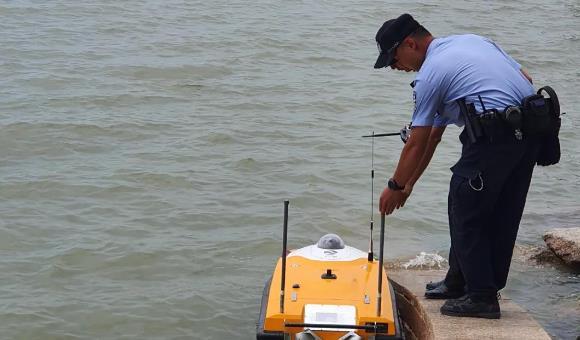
[458,86,562,144]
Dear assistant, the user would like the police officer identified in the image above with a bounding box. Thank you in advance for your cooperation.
[374,14,539,318]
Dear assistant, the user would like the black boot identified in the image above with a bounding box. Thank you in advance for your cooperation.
[425,279,444,291]
[424,282,465,299]
[440,295,500,319]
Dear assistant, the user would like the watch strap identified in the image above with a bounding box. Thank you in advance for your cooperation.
[388,178,404,191]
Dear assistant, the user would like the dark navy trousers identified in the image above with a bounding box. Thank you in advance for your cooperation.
[443,130,540,298]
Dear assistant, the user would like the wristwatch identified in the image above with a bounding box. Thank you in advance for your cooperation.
[387,178,405,191]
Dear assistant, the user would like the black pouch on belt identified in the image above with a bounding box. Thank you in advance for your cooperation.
[522,94,551,136]
[529,86,562,166]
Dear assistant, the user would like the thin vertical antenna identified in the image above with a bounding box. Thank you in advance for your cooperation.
[280,200,289,314]
[377,213,386,316]
[368,131,375,262]
[478,95,487,112]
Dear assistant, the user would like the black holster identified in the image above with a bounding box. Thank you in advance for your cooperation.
[457,99,508,144]
[457,98,483,144]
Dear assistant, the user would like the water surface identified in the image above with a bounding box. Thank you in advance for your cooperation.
[1,0,579,339]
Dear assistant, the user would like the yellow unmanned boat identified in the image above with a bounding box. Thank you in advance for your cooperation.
[256,201,403,340]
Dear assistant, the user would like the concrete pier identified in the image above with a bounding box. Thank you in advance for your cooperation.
[389,269,551,340]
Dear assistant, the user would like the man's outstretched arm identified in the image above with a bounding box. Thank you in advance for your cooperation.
[379,126,432,215]
[402,126,446,197]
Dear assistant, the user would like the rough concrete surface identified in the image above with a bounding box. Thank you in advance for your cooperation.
[389,269,551,340]
[543,227,580,267]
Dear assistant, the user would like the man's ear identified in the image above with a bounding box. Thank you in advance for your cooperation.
[406,37,418,50]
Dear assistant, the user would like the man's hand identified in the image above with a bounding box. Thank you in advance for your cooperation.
[402,182,414,197]
[379,187,407,215]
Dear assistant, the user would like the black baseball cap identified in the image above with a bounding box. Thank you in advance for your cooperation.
[374,13,420,69]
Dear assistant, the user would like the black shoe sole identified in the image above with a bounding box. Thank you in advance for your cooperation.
[440,309,500,319]
[424,291,465,299]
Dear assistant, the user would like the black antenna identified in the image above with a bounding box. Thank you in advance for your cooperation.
[368,132,375,262]
[362,132,400,138]
[377,213,386,316]
[280,200,289,314]
[478,95,487,112]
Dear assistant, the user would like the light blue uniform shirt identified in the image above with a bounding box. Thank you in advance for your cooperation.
[411,34,534,127]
